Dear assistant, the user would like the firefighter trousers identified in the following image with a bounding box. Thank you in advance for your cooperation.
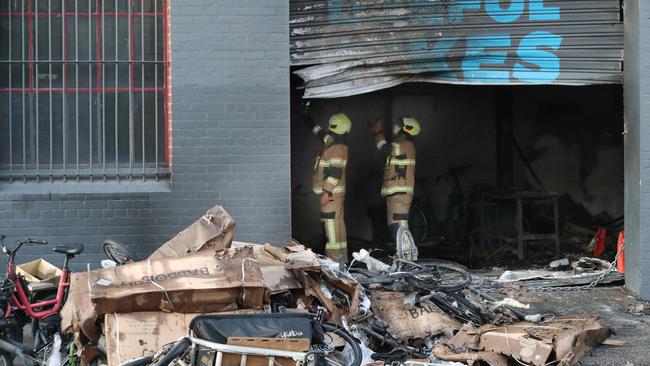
[320,194,348,263]
[386,193,413,229]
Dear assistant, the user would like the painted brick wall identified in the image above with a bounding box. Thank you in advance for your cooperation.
[0,0,291,271]
[625,0,650,299]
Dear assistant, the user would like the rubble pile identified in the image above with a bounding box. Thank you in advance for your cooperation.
[61,205,615,366]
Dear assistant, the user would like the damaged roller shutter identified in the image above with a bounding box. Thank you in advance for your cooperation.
[290,0,624,98]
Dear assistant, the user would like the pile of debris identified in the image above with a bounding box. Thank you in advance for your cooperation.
[61,205,615,366]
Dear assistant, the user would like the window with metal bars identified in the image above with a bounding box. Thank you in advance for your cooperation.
[0,0,170,182]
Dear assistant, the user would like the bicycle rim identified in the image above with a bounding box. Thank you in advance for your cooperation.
[400,260,471,292]
[396,227,418,261]
[102,239,136,265]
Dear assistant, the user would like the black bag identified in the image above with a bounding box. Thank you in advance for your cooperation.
[190,313,313,343]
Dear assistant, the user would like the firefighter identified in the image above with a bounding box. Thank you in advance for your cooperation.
[310,113,352,262]
[370,117,420,240]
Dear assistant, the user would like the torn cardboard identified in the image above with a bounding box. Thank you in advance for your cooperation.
[149,205,235,260]
[370,291,461,341]
[91,248,264,314]
[435,315,613,366]
[104,311,261,366]
[60,271,100,343]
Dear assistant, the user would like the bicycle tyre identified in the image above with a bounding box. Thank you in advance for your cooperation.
[400,260,471,292]
[396,227,418,261]
[151,338,191,366]
[119,356,153,366]
[321,323,362,366]
[102,239,137,265]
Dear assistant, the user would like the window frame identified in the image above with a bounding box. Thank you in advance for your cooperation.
[0,0,171,183]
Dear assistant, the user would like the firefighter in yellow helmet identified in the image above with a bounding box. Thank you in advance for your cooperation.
[310,113,352,262]
[370,117,420,240]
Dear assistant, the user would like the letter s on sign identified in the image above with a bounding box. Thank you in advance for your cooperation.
[513,31,563,83]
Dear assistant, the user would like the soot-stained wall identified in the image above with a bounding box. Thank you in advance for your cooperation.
[291,83,623,250]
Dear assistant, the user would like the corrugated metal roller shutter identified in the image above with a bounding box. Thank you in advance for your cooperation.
[290,0,624,98]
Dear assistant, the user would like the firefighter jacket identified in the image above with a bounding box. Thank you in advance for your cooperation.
[375,133,416,197]
[312,142,348,196]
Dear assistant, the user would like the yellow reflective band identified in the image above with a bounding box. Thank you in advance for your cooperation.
[318,158,347,168]
[326,219,337,244]
[390,159,416,166]
[326,177,339,186]
[327,158,347,167]
[391,143,401,155]
[325,241,348,250]
[376,139,387,150]
[381,186,414,196]
[312,125,322,134]
[313,186,346,195]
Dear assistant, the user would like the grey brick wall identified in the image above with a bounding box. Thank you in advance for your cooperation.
[0,0,291,271]
[625,0,650,299]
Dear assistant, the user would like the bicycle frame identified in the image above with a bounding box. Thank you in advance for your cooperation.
[6,262,70,320]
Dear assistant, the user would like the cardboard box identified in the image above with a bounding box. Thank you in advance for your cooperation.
[60,271,101,343]
[104,312,195,366]
[223,337,310,366]
[149,205,235,260]
[90,248,265,314]
[104,310,261,366]
[16,258,62,284]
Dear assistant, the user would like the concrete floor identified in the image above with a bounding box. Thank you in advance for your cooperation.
[522,286,649,366]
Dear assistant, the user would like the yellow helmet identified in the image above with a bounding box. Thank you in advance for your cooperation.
[328,113,352,135]
[401,117,421,136]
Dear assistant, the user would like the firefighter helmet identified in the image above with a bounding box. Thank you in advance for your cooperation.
[328,113,352,135]
[401,117,421,136]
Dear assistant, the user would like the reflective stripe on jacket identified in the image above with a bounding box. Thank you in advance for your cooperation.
[375,135,416,197]
[312,143,348,196]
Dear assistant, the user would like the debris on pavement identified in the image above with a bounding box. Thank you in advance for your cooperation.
[59,205,618,366]
[434,315,613,366]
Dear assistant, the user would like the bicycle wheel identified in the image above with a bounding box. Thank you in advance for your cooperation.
[396,227,418,261]
[102,239,137,265]
[314,323,362,366]
[398,260,471,292]
[150,338,192,366]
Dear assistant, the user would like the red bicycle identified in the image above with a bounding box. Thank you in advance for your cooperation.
[0,235,83,366]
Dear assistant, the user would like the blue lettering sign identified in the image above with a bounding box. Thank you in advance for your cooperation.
[513,31,563,82]
[463,35,511,82]
[485,0,525,23]
[410,37,460,80]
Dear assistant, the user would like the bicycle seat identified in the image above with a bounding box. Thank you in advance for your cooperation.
[53,244,84,256]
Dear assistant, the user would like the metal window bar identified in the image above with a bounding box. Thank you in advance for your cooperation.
[8,0,12,182]
[0,0,169,182]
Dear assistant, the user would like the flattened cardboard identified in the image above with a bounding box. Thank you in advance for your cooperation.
[104,311,260,366]
[104,312,194,366]
[370,291,461,341]
[91,248,264,314]
[149,205,235,260]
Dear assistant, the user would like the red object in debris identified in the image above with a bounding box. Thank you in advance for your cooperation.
[592,228,607,257]
[616,231,625,273]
